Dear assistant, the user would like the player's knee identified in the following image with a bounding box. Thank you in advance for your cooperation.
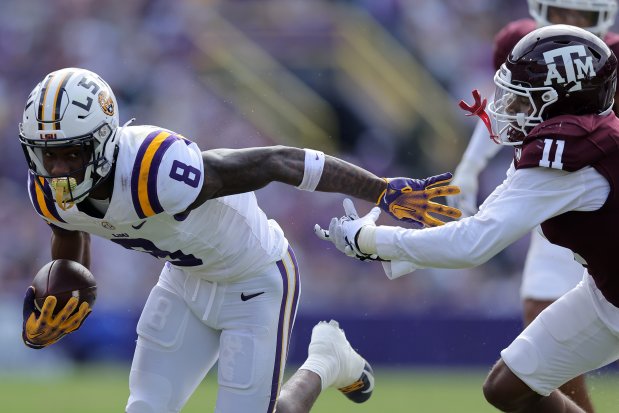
[128,369,178,413]
[483,374,507,410]
[483,360,516,411]
[483,359,538,412]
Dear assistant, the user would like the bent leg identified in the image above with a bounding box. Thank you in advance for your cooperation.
[276,320,373,413]
[214,247,300,413]
[486,278,619,412]
[275,370,322,413]
[484,358,584,413]
[520,232,593,411]
[523,298,594,412]
[126,285,220,413]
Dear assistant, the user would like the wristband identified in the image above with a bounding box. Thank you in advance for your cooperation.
[297,149,325,191]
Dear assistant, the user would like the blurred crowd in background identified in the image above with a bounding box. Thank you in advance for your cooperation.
[0,0,576,366]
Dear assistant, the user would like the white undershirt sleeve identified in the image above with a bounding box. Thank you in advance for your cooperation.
[373,166,609,279]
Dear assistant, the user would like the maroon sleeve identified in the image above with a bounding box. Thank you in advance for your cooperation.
[493,19,537,70]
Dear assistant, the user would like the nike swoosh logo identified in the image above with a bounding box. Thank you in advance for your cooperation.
[241,291,265,301]
[131,221,146,230]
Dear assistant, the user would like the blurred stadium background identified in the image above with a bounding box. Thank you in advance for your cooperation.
[1,0,618,411]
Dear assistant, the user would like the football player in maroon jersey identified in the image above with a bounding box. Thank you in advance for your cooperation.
[317,25,619,413]
[447,1,618,410]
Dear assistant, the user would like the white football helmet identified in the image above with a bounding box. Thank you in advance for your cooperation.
[19,68,120,206]
[528,0,618,36]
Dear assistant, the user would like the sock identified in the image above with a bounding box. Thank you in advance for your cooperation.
[299,347,339,390]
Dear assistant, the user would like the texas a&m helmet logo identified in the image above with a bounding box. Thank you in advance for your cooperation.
[98,90,115,116]
[543,45,596,92]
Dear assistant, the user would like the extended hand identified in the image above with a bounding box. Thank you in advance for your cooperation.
[22,287,91,349]
[378,173,462,228]
[314,198,383,261]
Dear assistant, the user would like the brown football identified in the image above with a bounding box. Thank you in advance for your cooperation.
[31,259,97,315]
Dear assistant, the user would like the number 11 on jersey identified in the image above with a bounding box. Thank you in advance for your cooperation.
[539,138,565,170]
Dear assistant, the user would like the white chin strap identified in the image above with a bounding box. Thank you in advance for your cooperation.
[50,177,77,210]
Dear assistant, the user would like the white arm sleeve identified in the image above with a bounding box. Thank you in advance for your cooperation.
[375,166,609,279]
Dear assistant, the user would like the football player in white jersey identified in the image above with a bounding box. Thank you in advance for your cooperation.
[18,67,461,413]
[317,26,619,412]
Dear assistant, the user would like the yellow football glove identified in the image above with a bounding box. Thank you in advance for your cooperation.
[22,287,91,349]
[377,173,462,228]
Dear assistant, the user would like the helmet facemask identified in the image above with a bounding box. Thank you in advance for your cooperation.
[488,66,559,145]
[20,122,115,209]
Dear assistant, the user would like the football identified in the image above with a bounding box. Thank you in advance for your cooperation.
[31,259,97,315]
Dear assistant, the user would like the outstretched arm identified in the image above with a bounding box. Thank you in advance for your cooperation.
[186,145,461,227]
[187,146,386,209]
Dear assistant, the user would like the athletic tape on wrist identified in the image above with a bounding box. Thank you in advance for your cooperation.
[297,149,325,191]
[356,226,378,254]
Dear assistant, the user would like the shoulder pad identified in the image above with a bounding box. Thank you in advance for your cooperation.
[130,129,203,218]
[516,114,619,171]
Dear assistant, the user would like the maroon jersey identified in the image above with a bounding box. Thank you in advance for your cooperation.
[515,114,619,306]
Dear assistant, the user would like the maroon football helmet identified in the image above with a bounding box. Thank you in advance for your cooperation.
[487,24,617,145]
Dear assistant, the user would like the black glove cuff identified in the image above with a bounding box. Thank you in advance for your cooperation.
[22,331,47,350]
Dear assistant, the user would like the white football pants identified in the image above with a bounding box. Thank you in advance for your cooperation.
[503,273,619,396]
[126,247,300,413]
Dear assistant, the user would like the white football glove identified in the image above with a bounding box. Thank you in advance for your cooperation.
[445,162,480,217]
[314,198,382,261]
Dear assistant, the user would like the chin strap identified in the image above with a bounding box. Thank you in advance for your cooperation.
[50,177,77,210]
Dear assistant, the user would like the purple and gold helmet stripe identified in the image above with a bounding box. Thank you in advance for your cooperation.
[28,174,65,223]
[268,246,300,412]
[131,130,180,218]
[37,74,55,131]
[51,70,74,130]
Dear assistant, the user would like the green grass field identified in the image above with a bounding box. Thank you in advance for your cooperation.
[2,364,618,412]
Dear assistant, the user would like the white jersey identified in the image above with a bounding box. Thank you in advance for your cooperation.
[27,125,288,282]
[374,164,610,279]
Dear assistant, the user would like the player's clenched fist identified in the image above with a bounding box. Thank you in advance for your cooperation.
[377,173,462,228]
[22,287,91,349]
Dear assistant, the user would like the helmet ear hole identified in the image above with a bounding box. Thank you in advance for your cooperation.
[542,90,558,102]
